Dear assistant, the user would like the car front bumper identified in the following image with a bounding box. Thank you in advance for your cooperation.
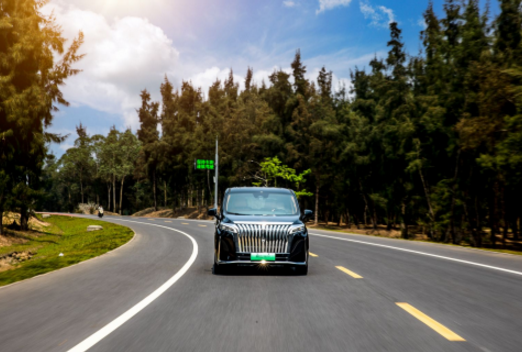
[215,231,308,265]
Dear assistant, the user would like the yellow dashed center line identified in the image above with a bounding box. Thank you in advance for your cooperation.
[309,252,318,257]
[182,223,189,225]
[164,221,172,223]
[198,225,207,227]
[336,266,363,279]
[396,303,465,341]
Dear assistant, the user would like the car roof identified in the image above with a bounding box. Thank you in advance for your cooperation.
[227,187,293,194]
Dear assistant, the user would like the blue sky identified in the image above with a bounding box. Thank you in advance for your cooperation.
[45,0,498,157]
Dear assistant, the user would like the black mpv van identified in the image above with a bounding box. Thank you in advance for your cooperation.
[208,187,313,275]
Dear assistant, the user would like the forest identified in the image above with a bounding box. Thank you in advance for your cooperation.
[2,0,522,249]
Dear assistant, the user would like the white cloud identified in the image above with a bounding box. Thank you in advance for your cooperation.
[43,2,180,129]
[50,0,168,19]
[316,0,352,14]
[283,1,296,8]
[359,1,395,27]
[417,17,427,29]
[43,0,385,134]
[189,67,246,97]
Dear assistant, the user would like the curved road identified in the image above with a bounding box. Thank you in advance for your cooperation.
[1,215,522,351]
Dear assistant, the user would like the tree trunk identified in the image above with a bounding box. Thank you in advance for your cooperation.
[164,180,167,207]
[353,213,360,229]
[197,187,201,214]
[502,185,508,249]
[20,205,29,231]
[314,183,319,225]
[112,175,117,213]
[386,209,393,231]
[490,182,499,249]
[467,199,482,247]
[371,198,377,230]
[324,194,329,225]
[0,205,4,236]
[448,151,461,244]
[511,216,518,241]
[119,176,125,215]
[68,184,72,213]
[107,183,111,211]
[419,167,434,236]
[400,200,408,239]
[153,170,157,211]
[359,180,369,227]
[80,172,84,204]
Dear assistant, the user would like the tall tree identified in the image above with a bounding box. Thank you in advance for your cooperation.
[116,129,141,214]
[136,90,160,210]
[0,0,83,232]
[291,49,308,97]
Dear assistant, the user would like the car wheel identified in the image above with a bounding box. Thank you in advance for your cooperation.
[295,264,308,276]
[213,262,223,275]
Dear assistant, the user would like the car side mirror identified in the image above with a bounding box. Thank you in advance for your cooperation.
[208,208,218,219]
[303,209,313,222]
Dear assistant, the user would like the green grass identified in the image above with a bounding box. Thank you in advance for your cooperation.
[0,216,134,287]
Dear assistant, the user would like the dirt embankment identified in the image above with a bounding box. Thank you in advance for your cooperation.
[308,223,421,239]
[0,213,51,272]
[132,207,213,220]
[1,213,51,244]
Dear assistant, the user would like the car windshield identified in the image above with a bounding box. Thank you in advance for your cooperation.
[225,190,299,216]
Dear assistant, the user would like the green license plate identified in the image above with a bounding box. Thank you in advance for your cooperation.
[251,253,276,261]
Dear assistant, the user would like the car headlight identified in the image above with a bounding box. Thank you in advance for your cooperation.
[289,224,305,234]
[219,223,238,233]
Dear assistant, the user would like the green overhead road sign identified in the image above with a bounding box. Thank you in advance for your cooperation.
[194,159,214,170]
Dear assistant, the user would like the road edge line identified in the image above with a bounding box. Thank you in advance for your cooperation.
[311,233,522,277]
[67,219,199,352]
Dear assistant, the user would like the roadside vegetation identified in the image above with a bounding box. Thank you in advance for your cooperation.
[2,1,522,252]
[0,215,133,287]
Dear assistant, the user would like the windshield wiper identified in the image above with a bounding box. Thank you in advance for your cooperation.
[226,212,247,215]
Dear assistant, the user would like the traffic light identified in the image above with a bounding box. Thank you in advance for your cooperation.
[194,159,214,170]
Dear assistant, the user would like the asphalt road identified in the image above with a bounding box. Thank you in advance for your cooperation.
[1,215,522,352]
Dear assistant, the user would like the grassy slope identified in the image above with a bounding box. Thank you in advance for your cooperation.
[0,216,133,287]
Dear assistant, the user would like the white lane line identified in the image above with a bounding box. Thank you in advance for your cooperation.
[310,233,522,277]
[67,220,199,352]
[168,218,213,224]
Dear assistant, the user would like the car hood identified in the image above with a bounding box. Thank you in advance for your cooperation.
[224,214,301,224]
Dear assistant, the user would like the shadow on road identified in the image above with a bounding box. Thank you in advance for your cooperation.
[212,265,306,277]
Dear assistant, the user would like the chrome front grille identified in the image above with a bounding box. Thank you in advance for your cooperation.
[236,223,292,254]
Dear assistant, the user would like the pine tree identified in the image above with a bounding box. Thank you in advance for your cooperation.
[291,49,308,97]
[494,0,522,65]
[245,67,254,92]
[380,22,416,238]
[136,90,160,210]
[0,0,83,232]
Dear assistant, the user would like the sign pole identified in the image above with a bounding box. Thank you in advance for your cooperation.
[214,137,218,210]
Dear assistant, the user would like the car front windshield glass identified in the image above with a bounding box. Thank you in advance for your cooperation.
[225,190,298,216]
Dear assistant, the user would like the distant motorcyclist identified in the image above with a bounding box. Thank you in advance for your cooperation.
[98,205,104,218]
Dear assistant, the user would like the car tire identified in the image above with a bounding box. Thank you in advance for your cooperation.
[295,264,308,276]
[213,262,224,275]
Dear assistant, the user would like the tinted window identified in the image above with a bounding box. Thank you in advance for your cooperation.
[225,190,298,216]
